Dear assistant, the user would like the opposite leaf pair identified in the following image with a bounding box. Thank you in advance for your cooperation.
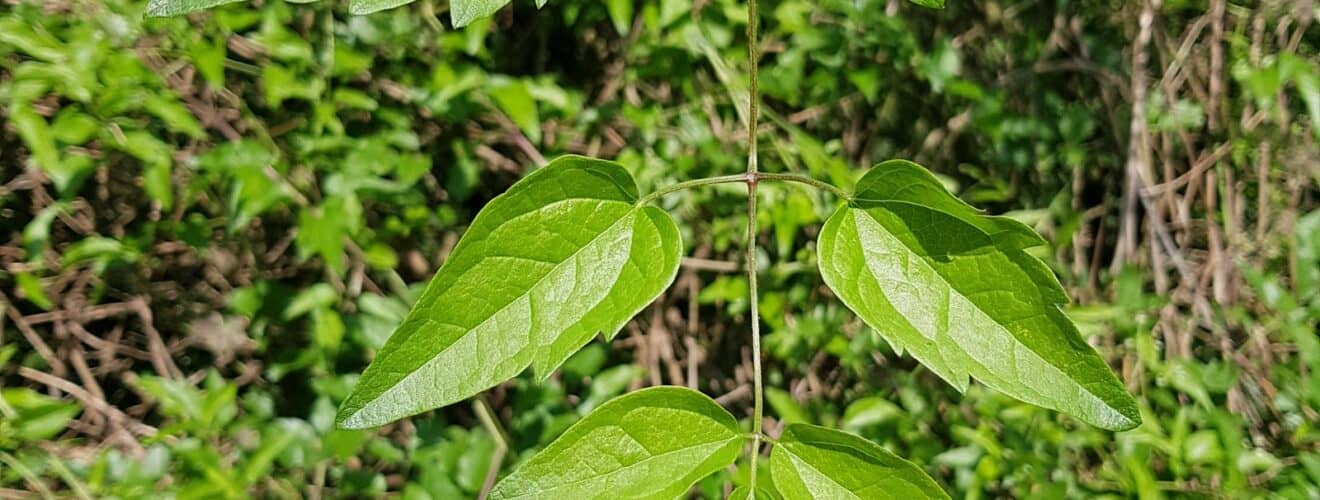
[488,386,949,499]
[336,155,1139,498]
[338,155,1137,433]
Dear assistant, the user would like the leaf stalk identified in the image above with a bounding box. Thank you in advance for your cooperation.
[636,172,850,206]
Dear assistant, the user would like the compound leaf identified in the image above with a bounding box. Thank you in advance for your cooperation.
[817,160,1140,431]
[489,387,741,499]
[337,156,681,429]
[770,423,948,499]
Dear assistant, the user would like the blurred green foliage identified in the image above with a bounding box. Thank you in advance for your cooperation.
[1,0,1317,497]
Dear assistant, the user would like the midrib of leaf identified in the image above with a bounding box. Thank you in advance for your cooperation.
[339,203,638,427]
[844,208,1131,429]
[531,207,680,375]
[780,436,939,498]
[852,198,1040,251]
[495,433,736,499]
[783,450,863,500]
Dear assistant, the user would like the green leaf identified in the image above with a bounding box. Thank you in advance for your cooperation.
[10,103,74,192]
[606,0,633,35]
[337,156,682,429]
[765,387,809,425]
[907,0,945,8]
[145,0,245,16]
[817,160,1140,431]
[348,0,415,15]
[770,423,948,499]
[730,485,776,500]
[489,387,741,499]
[1293,209,1320,300]
[489,79,542,144]
[452,0,511,28]
[1,388,81,442]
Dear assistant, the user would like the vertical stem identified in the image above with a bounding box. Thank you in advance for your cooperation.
[746,181,764,490]
[744,0,764,491]
[746,0,760,175]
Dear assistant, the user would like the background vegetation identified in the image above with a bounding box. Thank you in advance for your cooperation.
[1,0,1317,497]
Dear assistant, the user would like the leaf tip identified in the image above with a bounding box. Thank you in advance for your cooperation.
[451,11,474,28]
[1106,399,1143,432]
[333,400,374,430]
[143,0,173,16]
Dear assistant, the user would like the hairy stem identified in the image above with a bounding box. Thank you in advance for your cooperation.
[745,0,764,490]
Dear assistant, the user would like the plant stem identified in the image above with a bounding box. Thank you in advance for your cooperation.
[745,0,764,491]
[746,178,765,491]
[746,0,760,176]
[758,172,851,200]
[635,174,748,205]
[636,172,849,206]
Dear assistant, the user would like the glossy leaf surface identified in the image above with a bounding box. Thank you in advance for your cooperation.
[337,156,681,429]
[770,423,948,499]
[489,387,741,499]
[452,0,512,28]
[817,160,1140,431]
[145,0,244,16]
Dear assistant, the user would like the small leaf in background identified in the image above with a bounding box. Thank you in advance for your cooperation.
[1293,209,1320,300]
[765,387,809,425]
[283,283,340,320]
[61,236,140,271]
[14,272,54,310]
[50,109,100,145]
[295,196,359,274]
[336,156,682,429]
[144,94,205,139]
[11,103,78,192]
[188,38,227,88]
[22,203,65,258]
[488,79,542,144]
[577,364,643,414]
[606,0,633,35]
[313,308,346,352]
[143,161,174,209]
[770,423,949,499]
[919,39,961,93]
[0,18,66,62]
[1,388,81,442]
[111,130,175,208]
[489,387,742,499]
[840,396,903,432]
[818,160,1140,431]
[145,0,246,16]
[263,64,325,107]
[907,0,945,8]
